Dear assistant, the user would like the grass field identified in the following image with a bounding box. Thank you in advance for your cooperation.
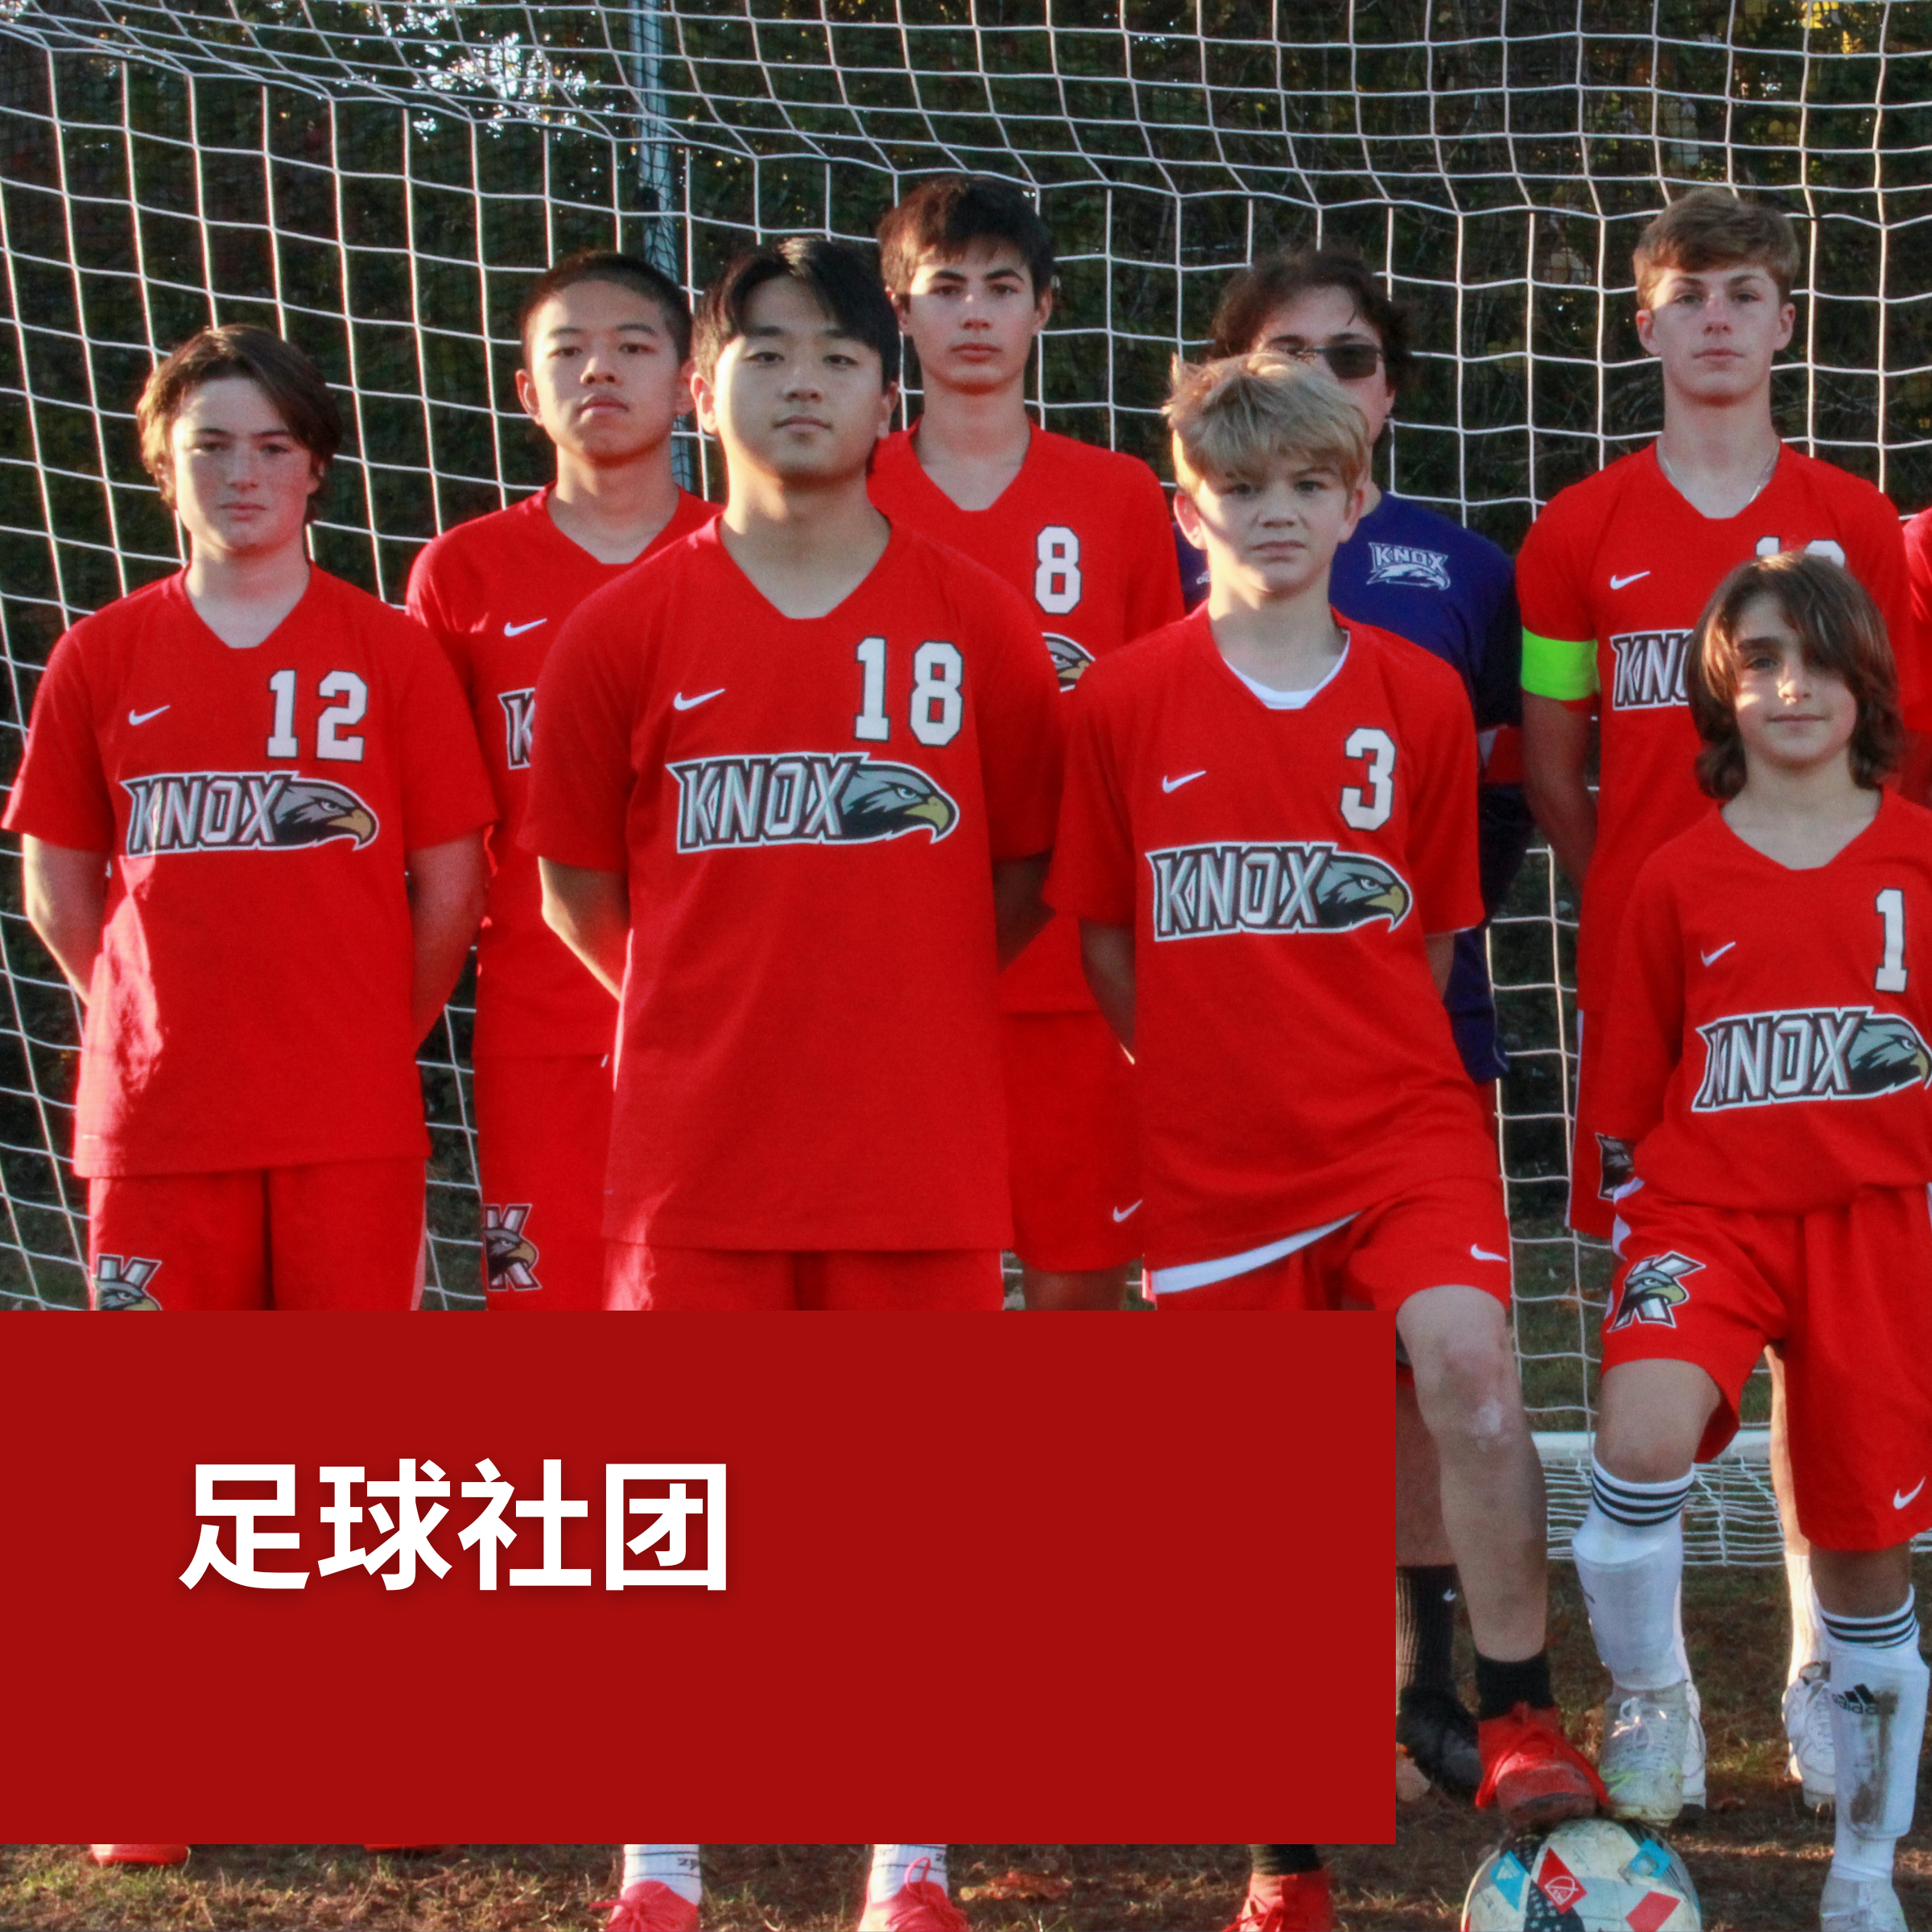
[7,1562,1928,1932]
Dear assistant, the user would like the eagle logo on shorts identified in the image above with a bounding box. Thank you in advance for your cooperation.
[1607,1250,1702,1331]
[1149,841,1410,940]
[122,772,379,856]
[1693,1006,1932,1112]
[482,1204,541,1291]
[93,1253,163,1311]
[671,753,958,851]
[1044,633,1095,690]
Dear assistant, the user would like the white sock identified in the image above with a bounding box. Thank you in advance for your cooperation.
[1822,1596,1927,1885]
[1571,1459,1693,1691]
[623,1846,703,1902]
[869,1847,948,1902]
[1786,1550,1827,1680]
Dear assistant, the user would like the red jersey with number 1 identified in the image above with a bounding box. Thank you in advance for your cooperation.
[2,569,494,1177]
[1517,444,1914,1015]
[1596,795,1932,1213]
[406,486,716,1059]
[869,425,1183,1011]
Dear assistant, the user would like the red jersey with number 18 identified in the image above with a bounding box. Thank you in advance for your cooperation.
[521,520,1064,1251]
[1046,610,1488,1269]
[1595,795,1932,1214]
[869,425,1183,1011]
[2,569,495,1178]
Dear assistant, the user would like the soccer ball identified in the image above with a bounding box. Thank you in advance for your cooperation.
[1460,1817,1701,1930]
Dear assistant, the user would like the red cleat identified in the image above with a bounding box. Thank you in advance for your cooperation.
[856,1860,968,1932]
[594,1880,703,1932]
[1476,1701,1607,1829]
[89,1845,190,1866]
[1223,1869,1335,1932]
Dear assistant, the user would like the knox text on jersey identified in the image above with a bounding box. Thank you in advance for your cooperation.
[498,687,535,770]
[1608,1250,1702,1332]
[1609,629,1692,710]
[1692,1006,1932,1112]
[482,1203,541,1290]
[1365,542,1451,589]
[94,1253,163,1311]
[121,772,379,857]
[670,753,959,852]
[1148,840,1411,942]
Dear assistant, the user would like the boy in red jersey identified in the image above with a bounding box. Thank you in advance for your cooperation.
[523,237,1062,1312]
[1049,353,1604,1879]
[869,175,1184,1311]
[5,324,492,1311]
[1575,553,1929,1932]
[407,251,713,1309]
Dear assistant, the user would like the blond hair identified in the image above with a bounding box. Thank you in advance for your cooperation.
[1633,187,1801,310]
[1165,352,1369,497]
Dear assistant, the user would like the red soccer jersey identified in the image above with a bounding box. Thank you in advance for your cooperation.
[1596,795,1932,1213]
[405,485,716,1059]
[1046,610,1489,1268]
[1907,507,1932,696]
[869,425,1184,1012]
[1517,444,1915,1013]
[520,520,1064,1250]
[3,569,495,1177]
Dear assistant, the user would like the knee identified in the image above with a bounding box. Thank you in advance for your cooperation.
[1410,1326,1521,1447]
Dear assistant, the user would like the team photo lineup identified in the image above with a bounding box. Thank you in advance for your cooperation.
[6,142,1932,1932]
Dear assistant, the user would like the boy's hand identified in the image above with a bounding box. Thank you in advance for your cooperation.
[993,854,1051,968]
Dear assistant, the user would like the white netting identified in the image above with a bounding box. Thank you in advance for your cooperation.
[2,5,1929,1561]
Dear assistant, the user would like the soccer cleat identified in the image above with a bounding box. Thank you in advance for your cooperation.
[856,1860,968,1932]
[1396,1741,1432,1802]
[1397,1683,1483,1796]
[1786,1662,1838,1809]
[1476,1702,1606,1829]
[1819,1874,1908,1931]
[1222,1871,1335,1932]
[89,1845,190,1866]
[1680,1678,1707,1810]
[595,1881,703,1932]
[1598,1680,1691,1824]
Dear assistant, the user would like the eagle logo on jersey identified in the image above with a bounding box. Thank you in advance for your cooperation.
[93,1253,163,1311]
[1366,543,1451,590]
[122,773,378,856]
[670,753,958,852]
[498,688,536,770]
[482,1203,541,1290]
[1596,1133,1637,1198]
[1148,841,1410,941]
[1044,634,1095,690]
[1693,1006,1932,1113]
[1608,630,1692,710]
[1608,1250,1702,1331]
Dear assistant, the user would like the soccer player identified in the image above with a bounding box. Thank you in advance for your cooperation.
[1575,551,1930,1932]
[1517,184,1916,1798]
[1203,242,1531,1798]
[522,236,1062,1310]
[407,250,713,1309]
[5,324,492,1311]
[869,174,1184,1312]
[1048,352,1604,1897]
[601,1847,961,1932]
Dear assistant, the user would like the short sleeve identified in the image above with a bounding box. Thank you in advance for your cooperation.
[1121,460,1187,640]
[392,622,495,852]
[522,601,640,873]
[405,537,473,693]
[1517,502,1600,702]
[1593,857,1687,1146]
[972,576,1065,861]
[1045,671,1136,927]
[3,630,115,852]
[1406,676,1485,936]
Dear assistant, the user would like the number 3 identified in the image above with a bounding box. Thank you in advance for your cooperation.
[1340,726,1395,830]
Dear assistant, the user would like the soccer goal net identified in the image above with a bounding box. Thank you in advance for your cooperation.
[2,0,1927,1554]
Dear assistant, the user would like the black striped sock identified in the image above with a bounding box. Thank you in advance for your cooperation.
[1820,1596,1920,1653]
[1590,1458,1694,1529]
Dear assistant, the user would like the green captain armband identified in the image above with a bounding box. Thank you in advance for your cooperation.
[1521,630,1599,702]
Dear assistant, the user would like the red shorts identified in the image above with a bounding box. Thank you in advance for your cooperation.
[605,1245,1005,1311]
[87,1158,426,1311]
[473,1053,613,1311]
[1604,1182,1932,1549]
[1568,1009,1617,1240]
[1001,1010,1140,1272]
[1150,1172,1513,1314]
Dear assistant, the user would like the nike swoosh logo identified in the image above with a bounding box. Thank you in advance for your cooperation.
[127,705,170,726]
[503,618,547,637]
[1162,770,1206,793]
[1470,1244,1508,1264]
[1111,1201,1142,1223]
[673,688,725,712]
[1610,571,1650,590]
[1896,1479,1926,1509]
[1701,942,1736,966]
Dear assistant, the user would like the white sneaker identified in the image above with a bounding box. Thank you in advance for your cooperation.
[1680,1678,1707,1810]
[1819,1873,1907,1931]
[1786,1662,1837,1809]
[1600,1680,1691,1824]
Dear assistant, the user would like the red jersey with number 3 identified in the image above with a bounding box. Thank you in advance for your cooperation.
[1596,796,1932,1212]
[521,520,1063,1250]
[869,425,1183,1012]
[2,569,495,1177]
[1046,610,1488,1268]
[406,486,716,1059]
[1517,444,1915,1013]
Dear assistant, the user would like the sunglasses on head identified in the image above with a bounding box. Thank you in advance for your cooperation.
[1269,340,1386,382]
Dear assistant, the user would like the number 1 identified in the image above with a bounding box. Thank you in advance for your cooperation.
[1877,887,1909,993]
